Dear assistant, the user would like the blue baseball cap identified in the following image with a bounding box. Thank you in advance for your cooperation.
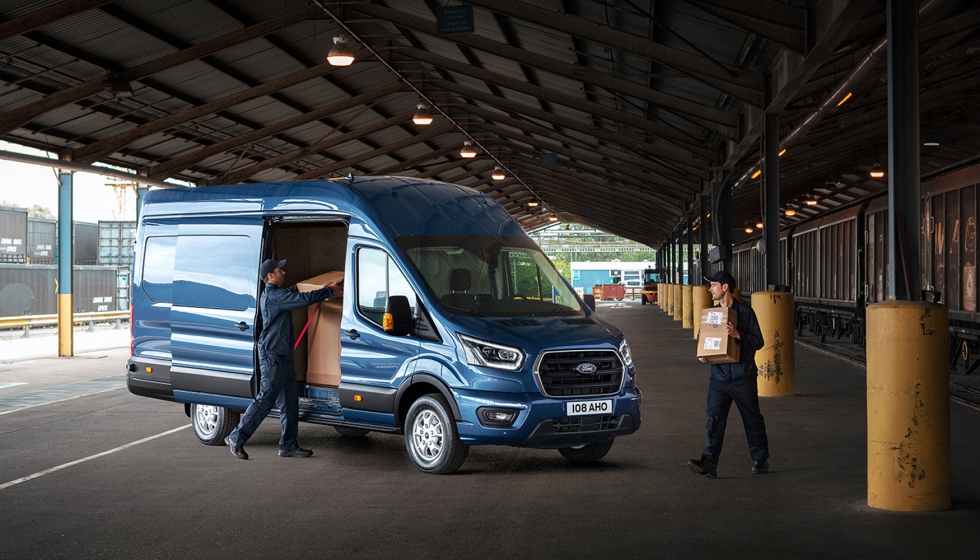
[259,258,286,280]
[703,271,736,290]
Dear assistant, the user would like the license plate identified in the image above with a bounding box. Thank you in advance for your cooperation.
[566,399,613,416]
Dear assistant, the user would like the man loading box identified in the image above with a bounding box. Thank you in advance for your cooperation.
[688,271,770,479]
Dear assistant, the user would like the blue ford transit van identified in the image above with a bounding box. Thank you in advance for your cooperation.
[127,177,641,473]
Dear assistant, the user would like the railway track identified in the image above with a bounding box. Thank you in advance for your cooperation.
[795,334,980,411]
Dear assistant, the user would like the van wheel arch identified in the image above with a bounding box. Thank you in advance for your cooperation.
[395,374,461,428]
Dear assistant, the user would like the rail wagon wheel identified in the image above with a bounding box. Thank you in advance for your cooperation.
[961,340,971,372]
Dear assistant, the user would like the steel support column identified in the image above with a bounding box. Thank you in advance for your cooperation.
[764,111,781,287]
[699,193,709,279]
[711,181,733,273]
[686,214,693,284]
[886,0,920,299]
[57,171,73,357]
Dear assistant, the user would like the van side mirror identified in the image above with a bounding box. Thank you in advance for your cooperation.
[583,294,596,312]
[383,295,414,336]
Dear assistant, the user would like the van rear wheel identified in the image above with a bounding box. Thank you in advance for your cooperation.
[558,440,614,462]
[190,404,239,446]
[404,394,468,474]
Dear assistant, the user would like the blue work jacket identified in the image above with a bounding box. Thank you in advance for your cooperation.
[258,283,333,359]
[709,298,765,383]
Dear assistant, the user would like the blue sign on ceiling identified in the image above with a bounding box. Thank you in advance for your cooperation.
[437,5,474,35]
[539,153,558,166]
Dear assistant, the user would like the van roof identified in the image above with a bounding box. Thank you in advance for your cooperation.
[141,176,527,238]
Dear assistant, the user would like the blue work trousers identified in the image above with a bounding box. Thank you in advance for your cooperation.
[702,377,769,464]
[229,354,300,452]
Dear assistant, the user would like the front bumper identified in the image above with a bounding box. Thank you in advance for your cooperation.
[453,386,641,447]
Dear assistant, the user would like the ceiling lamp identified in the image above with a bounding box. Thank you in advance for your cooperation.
[869,162,884,179]
[460,141,477,158]
[924,140,940,147]
[327,35,355,66]
[745,227,754,233]
[778,148,787,157]
[785,209,797,216]
[750,168,762,180]
[491,166,506,180]
[412,102,432,125]
[805,197,818,206]
[756,222,764,229]
[549,215,559,222]
[564,224,571,231]
[527,198,539,207]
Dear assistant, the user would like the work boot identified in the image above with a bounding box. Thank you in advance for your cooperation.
[752,461,769,474]
[225,436,248,460]
[278,447,313,458]
[688,458,717,479]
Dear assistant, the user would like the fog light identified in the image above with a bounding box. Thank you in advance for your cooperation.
[145,367,152,373]
[478,407,518,426]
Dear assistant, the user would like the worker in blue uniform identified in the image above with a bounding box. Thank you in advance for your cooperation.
[225,258,343,460]
[688,271,770,478]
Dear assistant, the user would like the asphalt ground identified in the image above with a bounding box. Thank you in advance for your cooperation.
[1,301,979,559]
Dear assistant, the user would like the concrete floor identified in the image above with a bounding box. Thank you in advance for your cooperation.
[1,302,978,559]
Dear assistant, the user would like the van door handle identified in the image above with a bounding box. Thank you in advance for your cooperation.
[343,329,360,340]
[236,322,248,331]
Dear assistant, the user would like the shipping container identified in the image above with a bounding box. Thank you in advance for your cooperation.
[0,264,119,316]
[98,221,136,265]
[73,222,99,265]
[28,218,56,265]
[0,206,28,264]
[115,266,131,310]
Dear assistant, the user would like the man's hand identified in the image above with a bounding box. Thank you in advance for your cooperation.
[725,324,740,340]
[698,357,707,363]
[328,280,344,299]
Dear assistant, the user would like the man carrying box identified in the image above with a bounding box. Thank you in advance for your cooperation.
[688,271,770,479]
[225,258,343,460]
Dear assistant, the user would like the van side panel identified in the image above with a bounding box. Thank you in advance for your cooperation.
[169,220,263,399]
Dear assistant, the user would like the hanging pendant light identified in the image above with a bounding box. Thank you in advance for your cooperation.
[412,102,432,125]
[527,198,539,207]
[460,141,477,158]
[785,209,797,216]
[869,162,884,179]
[805,197,818,206]
[327,35,355,66]
[548,215,559,222]
[491,166,506,180]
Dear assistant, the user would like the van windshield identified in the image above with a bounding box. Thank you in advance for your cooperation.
[397,235,584,317]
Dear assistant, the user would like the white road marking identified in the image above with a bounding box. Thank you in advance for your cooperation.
[0,386,125,416]
[0,424,191,491]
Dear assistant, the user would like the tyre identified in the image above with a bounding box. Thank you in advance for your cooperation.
[190,404,239,446]
[404,394,468,474]
[335,426,370,438]
[558,440,614,462]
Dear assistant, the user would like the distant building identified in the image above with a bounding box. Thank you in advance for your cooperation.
[570,261,656,291]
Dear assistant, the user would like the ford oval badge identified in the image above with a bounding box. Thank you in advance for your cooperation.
[576,363,598,374]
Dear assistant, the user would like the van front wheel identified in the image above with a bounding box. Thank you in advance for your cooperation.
[190,404,239,446]
[558,440,614,462]
[404,394,468,474]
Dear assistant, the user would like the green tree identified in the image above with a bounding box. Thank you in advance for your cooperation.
[28,204,55,219]
[551,258,571,281]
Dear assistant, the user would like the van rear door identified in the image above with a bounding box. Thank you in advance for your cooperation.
[169,219,263,399]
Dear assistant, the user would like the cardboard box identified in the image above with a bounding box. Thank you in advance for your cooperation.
[696,307,740,364]
[296,271,344,386]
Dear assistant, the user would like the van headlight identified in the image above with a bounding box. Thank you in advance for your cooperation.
[619,338,634,368]
[458,334,525,371]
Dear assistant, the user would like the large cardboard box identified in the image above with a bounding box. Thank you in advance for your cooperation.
[296,271,344,386]
[696,307,740,364]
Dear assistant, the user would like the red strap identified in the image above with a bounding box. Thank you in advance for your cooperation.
[293,302,322,350]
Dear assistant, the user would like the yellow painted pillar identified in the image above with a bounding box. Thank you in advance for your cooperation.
[666,284,674,315]
[682,285,694,329]
[866,301,950,511]
[673,284,683,322]
[692,286,713,339]
[58,293,73,356]
[752,291,795,397]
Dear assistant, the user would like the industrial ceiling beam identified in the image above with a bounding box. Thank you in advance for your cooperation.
[463,0,764,106]
[396,47,715,160]
[149,82,406,179]
[687,0,806,55]
[374,146,458,176]
[0,4,319,136]
[0,0,113,42]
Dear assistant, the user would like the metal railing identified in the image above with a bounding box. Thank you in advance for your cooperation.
[0,310,130,337]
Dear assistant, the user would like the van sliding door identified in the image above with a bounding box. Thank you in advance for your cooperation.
[170,219,263,399]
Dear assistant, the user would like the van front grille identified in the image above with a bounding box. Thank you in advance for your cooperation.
[552,415,622,433]
[535,350,623,398]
